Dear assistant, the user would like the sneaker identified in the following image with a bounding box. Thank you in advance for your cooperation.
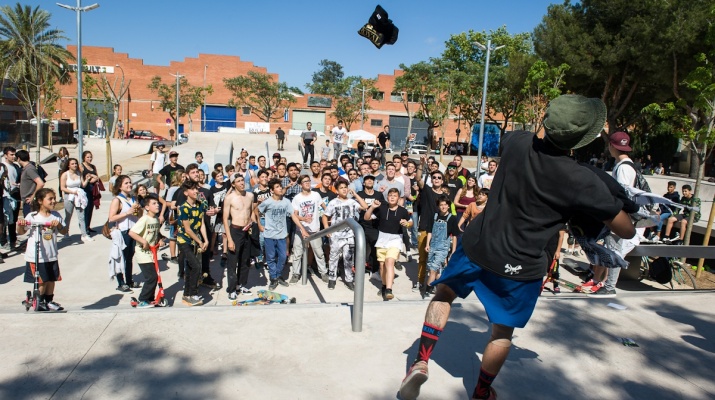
[399,361,429,400]
[384,288,394,300]
[137,301,152,309]
[47,301,64,311]
[590,281,604,293]
[425,285,436,296]
[412,282,424,293]
[238,286,252,295]
[0,243,11,252]
[228,291,238,301]
[345,281,355,291]
[552,286,561,294]
[117,285,133,293]
[578,279,596,290]
[182,295,203,306]
[269,279,279,290]
[589,286,617,298]
[289,274,300,284]
[161,253,170,261]
[328,280,336,290]
[81,235,94,243]
[321,273,330,283]
[131,282,141,289]
[277,277,289,287]
[35,301,49,312]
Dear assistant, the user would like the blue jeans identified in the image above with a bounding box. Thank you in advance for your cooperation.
[410,212,419,248]
[264,238,287,280]
[656,212,672,234]
[257,216,266,263]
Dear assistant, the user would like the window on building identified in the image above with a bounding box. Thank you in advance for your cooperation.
[372,91,384,101]
[370,119,383,127]
[242,106,251,116]
[423,95,435,104]
[390,92,403,102]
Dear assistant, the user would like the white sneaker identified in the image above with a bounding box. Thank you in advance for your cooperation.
[81,235,94,243]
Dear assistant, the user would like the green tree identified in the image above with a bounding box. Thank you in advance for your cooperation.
[533,0,679,132]
[516,59,570,133]
[148,75,213,129]
[441,27,532,139]
[224,71,296,124]
[394,61,453,151]
[306,59,345,95]
[0,3,73,161]
[330,76,377,131]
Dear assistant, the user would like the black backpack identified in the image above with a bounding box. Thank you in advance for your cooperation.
[615,160,651,192]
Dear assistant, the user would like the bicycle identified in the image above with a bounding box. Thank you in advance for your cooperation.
[639,256,697,290]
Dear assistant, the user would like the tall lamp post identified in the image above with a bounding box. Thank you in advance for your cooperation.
[57,0,99,159]
[474,40,504,174]
[170,72,183,146]
[114,63,124,136]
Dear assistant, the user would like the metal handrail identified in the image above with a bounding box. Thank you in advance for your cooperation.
[300,218,366,332]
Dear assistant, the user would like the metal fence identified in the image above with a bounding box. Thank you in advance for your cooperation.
[300,218,366,332]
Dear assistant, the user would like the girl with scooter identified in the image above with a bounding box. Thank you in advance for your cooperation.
[129,194,164,308]
[20,188,68,311]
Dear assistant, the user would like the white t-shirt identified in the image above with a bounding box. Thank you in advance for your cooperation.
[478,173,495,189]
[291,191,323,233]
[24,211,64,263]
[332,127,348,144]
[151,151,167,174]
[324,197,361,240]
[613,157,637,188]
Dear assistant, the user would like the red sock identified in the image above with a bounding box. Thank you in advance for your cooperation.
[415,322,442,363]
[472,368,496,399]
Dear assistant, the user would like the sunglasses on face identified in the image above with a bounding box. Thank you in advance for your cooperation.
[431,176,443,180]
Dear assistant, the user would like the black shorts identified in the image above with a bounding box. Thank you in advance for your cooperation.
[24,261,62,284]
[674,214,687,222]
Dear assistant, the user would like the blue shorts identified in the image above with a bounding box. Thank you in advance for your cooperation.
[431,242,542,328]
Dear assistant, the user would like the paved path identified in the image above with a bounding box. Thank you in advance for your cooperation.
[1,133,714,399]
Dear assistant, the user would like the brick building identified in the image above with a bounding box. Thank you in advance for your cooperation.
[54,46,500,151]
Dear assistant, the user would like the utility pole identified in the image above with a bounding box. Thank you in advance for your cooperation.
[360,85,367,130]
[170,72,183,146]
[474,39,505,174]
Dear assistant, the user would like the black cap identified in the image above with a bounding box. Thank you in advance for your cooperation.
[363,174,376,181]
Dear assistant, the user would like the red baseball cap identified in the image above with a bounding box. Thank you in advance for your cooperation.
[609,131,632,152]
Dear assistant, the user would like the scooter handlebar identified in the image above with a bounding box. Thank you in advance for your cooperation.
[17,221,53,227]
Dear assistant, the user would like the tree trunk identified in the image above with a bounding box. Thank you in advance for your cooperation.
[689,146,700,178]
[683,145,705,247]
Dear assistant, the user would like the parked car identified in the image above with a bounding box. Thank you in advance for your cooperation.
[129,130,163,140]
[409,144,429,155]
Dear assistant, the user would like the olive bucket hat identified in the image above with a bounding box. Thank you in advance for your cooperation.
[543,94,607,150]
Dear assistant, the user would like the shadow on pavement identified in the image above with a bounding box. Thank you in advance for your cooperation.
[0,337,230,399]
[81,294,123,310]
[0,265,23,285]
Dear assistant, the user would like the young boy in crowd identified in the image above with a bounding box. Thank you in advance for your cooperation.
[649,181,680,242]
[321,139,331,161]
[364,188,411,300]
[321,181,368,290]
[424,195,459,295]
[664,184,701,243]
[258,179,302,290]
[128,194,162,308]
[177,181,209,307]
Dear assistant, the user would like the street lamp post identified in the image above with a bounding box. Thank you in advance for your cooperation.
[57,0,99,159]
[203,64,208,132]
[170,72,183,146]
[474,39,504,174]
[114,63,124,137]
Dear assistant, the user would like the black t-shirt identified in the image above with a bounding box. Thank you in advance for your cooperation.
[417,186,449,231]
[276,129,285,139]
[445,177,463,201]
[461,131,624,281]
[373,203,409,234]
[209,184,228,220]
[356,189,384,229]
[253,186,271,204]
[378,131,390,148]
[159,164,184,184]
[426,212,459,236]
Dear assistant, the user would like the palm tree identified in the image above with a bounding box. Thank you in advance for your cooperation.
[0,3,74,117]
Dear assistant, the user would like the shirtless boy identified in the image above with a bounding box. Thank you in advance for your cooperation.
[223,175,256,300]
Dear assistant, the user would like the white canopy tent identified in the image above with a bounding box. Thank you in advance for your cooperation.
[346,129,377,147]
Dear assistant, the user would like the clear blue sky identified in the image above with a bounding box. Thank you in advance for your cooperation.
[30,0,559,89]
